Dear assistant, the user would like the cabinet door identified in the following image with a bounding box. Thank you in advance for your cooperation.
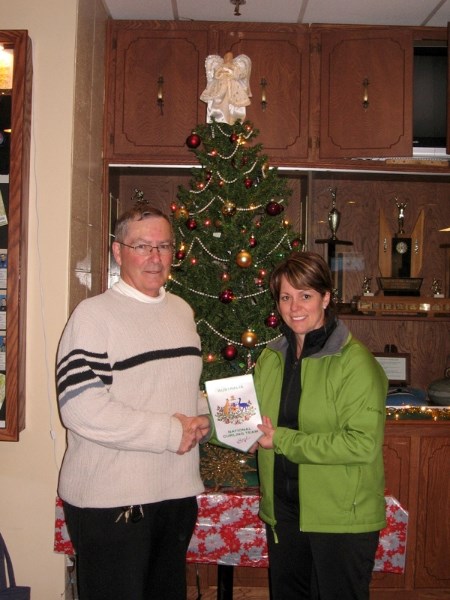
[319,28,413,158]
[415,435,450,589]
[216,25,310,164]
[106,22,209,163]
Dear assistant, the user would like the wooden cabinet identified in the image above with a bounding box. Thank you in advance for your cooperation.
[371,422,450,599]
[317,27,413,159]
[105,21,310,166]
[105,21,449,172]
[105,21,210,163]
[214,24,310,164]
[0,30,32,441]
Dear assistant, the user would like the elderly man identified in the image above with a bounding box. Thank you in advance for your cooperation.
[57,206,210,600]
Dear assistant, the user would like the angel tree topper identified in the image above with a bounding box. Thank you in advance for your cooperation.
[200,52,252,125]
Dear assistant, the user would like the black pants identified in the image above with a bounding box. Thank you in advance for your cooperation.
[266,518,379,600]
[63,496,198,600]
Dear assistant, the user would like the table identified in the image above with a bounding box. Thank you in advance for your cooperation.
[55,489,408,599]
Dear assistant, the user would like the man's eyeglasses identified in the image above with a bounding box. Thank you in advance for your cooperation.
[118,242,174,256]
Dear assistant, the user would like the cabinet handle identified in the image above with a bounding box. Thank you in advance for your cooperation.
[260,78,267,111]
[157,76,164,115]
[362,78,369,109]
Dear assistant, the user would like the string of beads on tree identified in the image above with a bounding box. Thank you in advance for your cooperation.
[167,119,302,385]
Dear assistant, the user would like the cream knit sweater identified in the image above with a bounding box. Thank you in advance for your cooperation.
[56,284,207,508]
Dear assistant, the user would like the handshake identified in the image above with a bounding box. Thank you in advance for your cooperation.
[173,413,211,455]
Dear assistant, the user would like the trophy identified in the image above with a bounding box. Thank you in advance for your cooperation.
[378,197,424,296]
[327,187,341,240]
[431,278,444,298]
[362,276,374,296]
[315,187,353,301]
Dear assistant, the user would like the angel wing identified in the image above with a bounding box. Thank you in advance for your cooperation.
[233,54,252,98]
[204,55,223,84]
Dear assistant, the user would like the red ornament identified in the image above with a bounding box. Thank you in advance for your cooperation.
[186,133,201,148]
[266,201,284,216]
[249,234,257,248]
[175,250,186,260]
[222,344,238,361]
[186,218,198,230]
[244,178,253,189]
[170,202,177,212]
[265,312,280,328]
[219,289,234,304]
[291,238,302,248]
[230,133,239,143]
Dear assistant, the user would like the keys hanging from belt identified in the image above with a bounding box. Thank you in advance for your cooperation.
[115,505,144,523]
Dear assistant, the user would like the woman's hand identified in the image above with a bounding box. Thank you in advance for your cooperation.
[257,415,275,449]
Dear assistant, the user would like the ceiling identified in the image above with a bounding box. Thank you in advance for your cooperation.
[103,0,450,28]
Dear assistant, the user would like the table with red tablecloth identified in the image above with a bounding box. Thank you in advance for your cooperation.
[55,489,408,598]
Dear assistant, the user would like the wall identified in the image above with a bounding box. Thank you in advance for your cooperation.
[70,0,107,310]
[0,0,107,597]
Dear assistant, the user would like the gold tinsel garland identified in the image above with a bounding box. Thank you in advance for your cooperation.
[200,443,257,489]
[386,406,450,421]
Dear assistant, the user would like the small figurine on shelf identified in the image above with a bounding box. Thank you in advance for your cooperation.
[362,276,374,296]
[431,278,444,298]
[200,52,252,125]
[395,197,408,234]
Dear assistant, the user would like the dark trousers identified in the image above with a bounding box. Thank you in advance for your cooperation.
[266,519,379,600]
[63,496,198,600]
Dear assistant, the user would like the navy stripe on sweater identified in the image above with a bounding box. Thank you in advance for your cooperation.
[113,346,201,370]
[57,346,201,406]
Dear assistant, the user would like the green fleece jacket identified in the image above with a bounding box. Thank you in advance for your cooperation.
[254,319,388,534]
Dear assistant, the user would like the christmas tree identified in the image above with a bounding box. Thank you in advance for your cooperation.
[166,119,302,487]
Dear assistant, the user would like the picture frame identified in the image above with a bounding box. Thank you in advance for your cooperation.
[373,352,410,387]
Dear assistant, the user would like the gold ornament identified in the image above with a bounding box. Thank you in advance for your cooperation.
[236,249,253,268]
[262,161,270,178]
[174,206,188,220]
[221,201,237,216]
[200,443,257,489]
[241,329,258,347]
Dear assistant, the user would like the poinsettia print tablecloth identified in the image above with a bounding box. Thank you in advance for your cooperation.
[55,489,407,573]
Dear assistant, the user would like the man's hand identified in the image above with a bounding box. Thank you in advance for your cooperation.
[174,413,211,455]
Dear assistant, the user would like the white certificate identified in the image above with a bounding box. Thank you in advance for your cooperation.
[205,374,262,452]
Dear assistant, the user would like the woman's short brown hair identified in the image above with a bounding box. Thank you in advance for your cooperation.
[270,251,335,312]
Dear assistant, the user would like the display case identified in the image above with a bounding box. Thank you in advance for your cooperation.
[0,30,32,441]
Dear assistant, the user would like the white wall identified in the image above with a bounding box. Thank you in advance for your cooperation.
[1,1,77,596]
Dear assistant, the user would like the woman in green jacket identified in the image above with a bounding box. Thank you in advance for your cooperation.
[254,252,388,600]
